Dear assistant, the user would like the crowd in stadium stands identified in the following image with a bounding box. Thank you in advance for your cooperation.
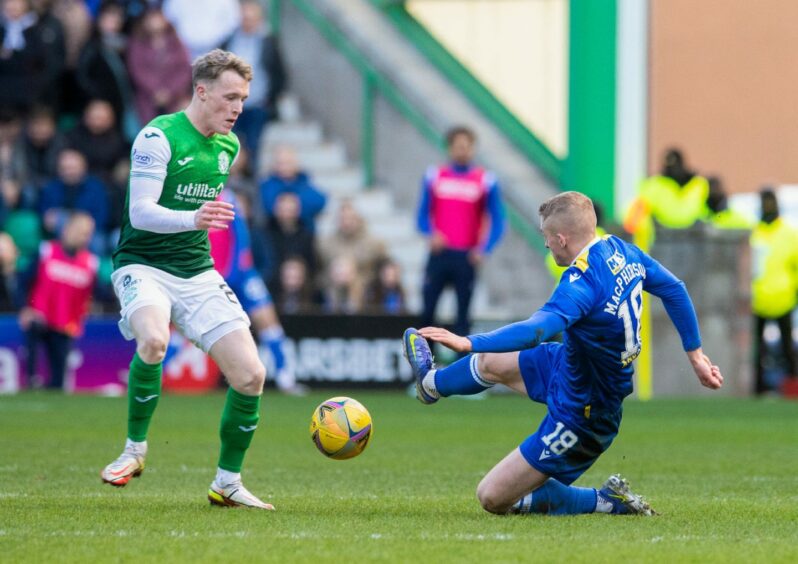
[0,0,408,323]
[4,1,789,393]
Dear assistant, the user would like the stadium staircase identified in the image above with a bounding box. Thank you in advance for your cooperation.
[265,0,561,322]
[260,101,496,316]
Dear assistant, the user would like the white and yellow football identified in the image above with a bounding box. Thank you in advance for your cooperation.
[309,397,373,460]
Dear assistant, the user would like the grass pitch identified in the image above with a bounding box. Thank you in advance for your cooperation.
[1,391,796,563]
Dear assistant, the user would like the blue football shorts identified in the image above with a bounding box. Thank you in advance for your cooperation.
[228,269,273,314]
[517,343,622,485]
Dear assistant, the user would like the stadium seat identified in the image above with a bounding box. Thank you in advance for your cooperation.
[3,210,42,270]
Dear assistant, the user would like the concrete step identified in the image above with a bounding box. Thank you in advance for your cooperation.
[429,283,508,321]
[318,187,395,218]
[314,215,422,253]
[350,189,395,217]
[313,167,364,197]
[315,214,336,238]
[396,257,509,319]
[262,120,323,149]
[405,293,422,314]
[275,93,303,122]
[387,237,427,259]
[294,141,348,173]
[367,215,416,242]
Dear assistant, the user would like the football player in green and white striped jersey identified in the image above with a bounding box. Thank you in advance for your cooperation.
[101,49,273,510]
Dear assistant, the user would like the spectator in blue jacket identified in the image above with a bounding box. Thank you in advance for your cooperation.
[39,148,109,255]
[259,145,326,232]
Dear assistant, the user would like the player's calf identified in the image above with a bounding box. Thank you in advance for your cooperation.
[476,352,525,392]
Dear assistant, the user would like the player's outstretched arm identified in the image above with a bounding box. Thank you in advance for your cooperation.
[686,348,724,390]
[420,310,566,354]
[419,327,472,353]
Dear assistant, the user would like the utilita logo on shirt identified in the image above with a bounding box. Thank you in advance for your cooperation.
[175,182,224,199]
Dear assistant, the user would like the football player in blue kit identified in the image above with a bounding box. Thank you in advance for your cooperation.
[403,191,723,516]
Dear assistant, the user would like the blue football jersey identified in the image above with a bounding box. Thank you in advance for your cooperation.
[540,235,698,413]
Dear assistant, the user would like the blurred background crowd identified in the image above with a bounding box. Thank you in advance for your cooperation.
[0,0,409,317]
[2,0,797,398]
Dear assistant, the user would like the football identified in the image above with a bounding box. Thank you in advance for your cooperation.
[309,396,373,460]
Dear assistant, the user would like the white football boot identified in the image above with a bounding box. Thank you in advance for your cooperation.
[208,481,275,510]
[101,451,145,487]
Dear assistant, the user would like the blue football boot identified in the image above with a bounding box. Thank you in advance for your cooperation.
[402,328,437,404]
[598,474,657,516]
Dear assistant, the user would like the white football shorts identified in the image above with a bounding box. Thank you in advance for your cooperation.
[111,264,250,353]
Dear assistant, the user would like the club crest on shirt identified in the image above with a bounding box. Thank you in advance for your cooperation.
[606,251,626,275]
[218,151,230,174]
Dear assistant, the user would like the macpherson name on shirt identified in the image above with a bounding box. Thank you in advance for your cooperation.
[603,262,646,315]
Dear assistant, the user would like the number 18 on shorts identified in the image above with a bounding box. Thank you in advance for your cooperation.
[520,413,618,486]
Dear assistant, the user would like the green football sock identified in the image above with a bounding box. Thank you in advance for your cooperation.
[218,388,261,473]
[127,353,162,442]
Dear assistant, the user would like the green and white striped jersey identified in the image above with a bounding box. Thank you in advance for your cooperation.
[113,111,240,278]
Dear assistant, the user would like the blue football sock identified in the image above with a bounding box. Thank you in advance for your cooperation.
[434,354,494,397]
[259,327,286,372]
[513,478,598,515]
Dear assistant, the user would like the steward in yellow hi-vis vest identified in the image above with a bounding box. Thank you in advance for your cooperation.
[750,188,798,395]
[623,149,709,248]
[751,214,798,318]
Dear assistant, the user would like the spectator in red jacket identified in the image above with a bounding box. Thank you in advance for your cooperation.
[19,211,98,389]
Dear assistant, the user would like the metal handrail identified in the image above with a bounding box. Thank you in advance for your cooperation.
[371,0,563,184]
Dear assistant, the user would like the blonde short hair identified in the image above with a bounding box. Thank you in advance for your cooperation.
[538,191,597,236]
[192,49,253,87]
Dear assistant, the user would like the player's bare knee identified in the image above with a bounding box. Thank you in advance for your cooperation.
[234,363,266,395]
[253,364,266,389]
[137,335,167,364]
[476,484,508,515]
